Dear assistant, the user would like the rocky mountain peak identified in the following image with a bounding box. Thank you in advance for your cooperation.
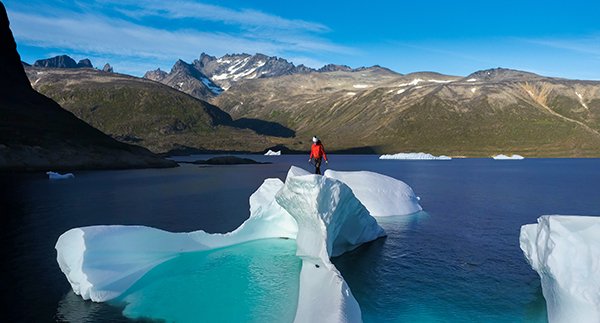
[171,59,194,73]
[33,55,94,69]
[222,53,251,60]
[77,58,93,68]
[466,67,541,82]
[295,64,314,74]
[34,55,77,68]
[143,68,168,82]
[196,52,217,69]
[102,63,113,73]
[143,59,222,99]
[318,64,352,72]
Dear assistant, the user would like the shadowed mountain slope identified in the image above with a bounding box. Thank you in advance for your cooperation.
[25,67,294,153]
[0,4,175,171]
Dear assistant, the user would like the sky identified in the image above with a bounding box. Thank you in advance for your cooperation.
[5,0,600,79]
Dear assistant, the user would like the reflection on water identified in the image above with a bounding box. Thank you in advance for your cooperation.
[56,292,131,323]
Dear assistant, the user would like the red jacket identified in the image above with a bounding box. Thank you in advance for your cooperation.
[310,143,327,161]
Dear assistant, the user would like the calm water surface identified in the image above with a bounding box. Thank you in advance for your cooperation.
[2,156,599,322]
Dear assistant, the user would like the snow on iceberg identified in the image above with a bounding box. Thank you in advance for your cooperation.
[47,171,74,180]
[287,165,311,178]
[264,149,281,156]
[379,152,451,160]
[324,170,422,217]
[493,154,524,160]
[56,166,420,322]
[520,215,600,323]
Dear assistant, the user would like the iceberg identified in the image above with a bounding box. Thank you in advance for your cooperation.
[493,154,524,160]
[324,170,422,217]
[56,178,297,302]
[56,166,420,322]
[287,165,311,178]
[279,168,385,322]
[379,152,451,160]
[264,149,281,156]
[520,215,600,323]
[47,171,74,179]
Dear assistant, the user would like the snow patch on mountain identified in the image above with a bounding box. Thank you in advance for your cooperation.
[575,91,589,110]
[201,77,223,94]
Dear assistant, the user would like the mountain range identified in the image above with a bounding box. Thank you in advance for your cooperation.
[25,66,293,154]
[214,67,600,156]
[144,59,223,101]
[143,53,382,101]
[20,53,600,157]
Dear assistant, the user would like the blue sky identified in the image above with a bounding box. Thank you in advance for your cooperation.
[5,0,600,79]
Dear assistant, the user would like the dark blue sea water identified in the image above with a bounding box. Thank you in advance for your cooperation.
[2,156,599,322]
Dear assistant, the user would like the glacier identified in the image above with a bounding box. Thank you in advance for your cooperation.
[520,215,600,323]
[56,166,422,322]
[47,171,74,180]
[379,152,452,160]
[493,154,524,160]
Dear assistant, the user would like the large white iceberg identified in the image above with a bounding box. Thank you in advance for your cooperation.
[493,154,524,160]
[520,215,600,323]
[324,170,422,217]
[56,166,422,322]
[56,178,297,302]
[264,149,281,156]
[379,152,451,160]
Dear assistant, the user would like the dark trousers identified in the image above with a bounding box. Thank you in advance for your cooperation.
[314,158,322,175]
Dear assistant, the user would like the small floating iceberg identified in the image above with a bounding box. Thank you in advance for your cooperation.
[56,166,422,322]
[46,171,74,180]
[493,154,524,160]
[520,215,600,323]
[264,149,281,156]
[379,152,451,160]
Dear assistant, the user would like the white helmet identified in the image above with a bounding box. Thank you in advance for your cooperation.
[312,136,318,143]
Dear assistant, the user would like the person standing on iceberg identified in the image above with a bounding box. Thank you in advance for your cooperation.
[309,136,328,175]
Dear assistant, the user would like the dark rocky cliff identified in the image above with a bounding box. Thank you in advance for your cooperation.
[0,3,176,171]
